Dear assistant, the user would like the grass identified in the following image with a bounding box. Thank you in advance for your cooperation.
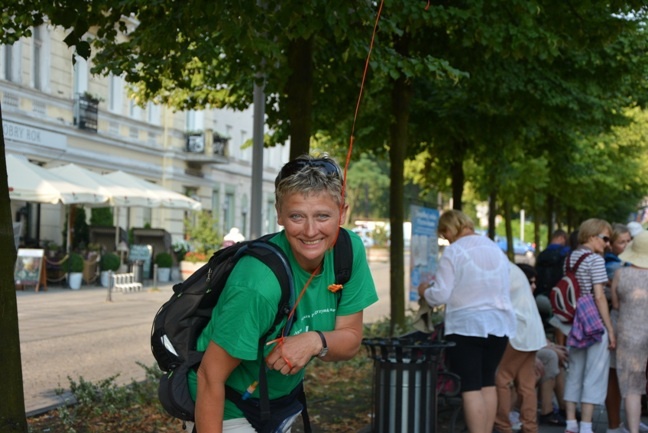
[27,320,401,433]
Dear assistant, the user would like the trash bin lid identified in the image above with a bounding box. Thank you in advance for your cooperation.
[362,331,455,363]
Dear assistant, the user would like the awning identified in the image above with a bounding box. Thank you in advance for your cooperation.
[7,154,109,205]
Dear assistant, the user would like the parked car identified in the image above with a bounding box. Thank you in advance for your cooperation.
[496,236,535,257]
[352,227,375,248]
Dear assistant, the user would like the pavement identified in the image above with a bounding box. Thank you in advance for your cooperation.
[16,259,648,433]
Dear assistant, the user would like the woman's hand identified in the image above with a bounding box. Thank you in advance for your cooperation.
[265,332,321,375]
[417,281,428,298]
[607,328,616,350]
[266,313,365,374]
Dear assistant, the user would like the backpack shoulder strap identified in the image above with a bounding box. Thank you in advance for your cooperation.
[233,236,297,428]
[240,238,294,337]
[333,228,353,285]
[569,251,592,272]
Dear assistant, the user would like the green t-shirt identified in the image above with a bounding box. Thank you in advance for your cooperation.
[188,229,377,420]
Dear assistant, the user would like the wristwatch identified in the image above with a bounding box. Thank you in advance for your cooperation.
[314,330,328,358]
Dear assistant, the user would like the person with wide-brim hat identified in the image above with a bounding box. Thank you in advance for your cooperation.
[611,231,648,433]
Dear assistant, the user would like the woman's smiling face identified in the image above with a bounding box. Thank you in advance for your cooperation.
[277,191,345,273]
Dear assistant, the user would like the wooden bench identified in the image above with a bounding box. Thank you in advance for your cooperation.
[112,272,143,293]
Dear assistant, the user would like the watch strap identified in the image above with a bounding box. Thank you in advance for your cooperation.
[314,330,327,357]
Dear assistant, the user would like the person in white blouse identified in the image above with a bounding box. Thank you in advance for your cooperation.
[419,210,516,433]
[494,263,547,433]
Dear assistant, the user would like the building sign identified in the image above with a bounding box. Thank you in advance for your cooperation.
[2,120,67,151]
[409,205,439,301]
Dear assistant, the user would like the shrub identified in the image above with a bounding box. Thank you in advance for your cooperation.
[183,251,209,263]
[154,252,173,268]
[63,252,84,273]
[184,211,220,256]
[100,253,121,271]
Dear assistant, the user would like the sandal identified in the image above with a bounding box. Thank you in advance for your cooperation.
[539,411,567,427]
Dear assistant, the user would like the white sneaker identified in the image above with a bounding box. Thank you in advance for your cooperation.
[509,411,522,431]
[639,422,648,433]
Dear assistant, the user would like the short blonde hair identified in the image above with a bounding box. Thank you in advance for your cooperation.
[438,210,474,240]
[578,218,612,244]
[274,154,344,209]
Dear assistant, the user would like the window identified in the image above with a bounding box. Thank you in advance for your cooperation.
[240,130,251,162]
[31,25,49,91]
[186,110,205,132]
[2,42,21,83]
[212,189,221,230]
[147,101,161,125]
[266,199,277,233]
[108,74,123,113]
[142,208,152,227]
[129,99,143,120]
[226,125,236,157]
[223,192,235,232]
[73,55,88,96]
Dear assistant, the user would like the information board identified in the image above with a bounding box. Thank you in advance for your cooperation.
[129,244,153,279]
[409,205,439,302]
[14,248,47,291]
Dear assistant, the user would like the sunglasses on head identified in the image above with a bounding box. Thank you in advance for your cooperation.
[277,158,341,182]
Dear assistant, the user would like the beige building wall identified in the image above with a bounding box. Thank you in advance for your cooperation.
[2,23,289,253]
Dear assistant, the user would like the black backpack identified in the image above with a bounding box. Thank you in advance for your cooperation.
[151,230,352,431]
[535,247,566,297]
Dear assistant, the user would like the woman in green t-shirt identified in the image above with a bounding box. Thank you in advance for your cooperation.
[191,154,378,433]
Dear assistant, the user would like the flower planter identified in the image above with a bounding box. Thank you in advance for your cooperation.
[100,270,111,287]
[68,272,83,290]
[179,260,206,281]
[157,267,171,282]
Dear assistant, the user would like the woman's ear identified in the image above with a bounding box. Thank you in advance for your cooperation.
[339,202,349,225]
[275,203,284,227]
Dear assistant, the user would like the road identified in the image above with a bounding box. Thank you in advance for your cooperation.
[17,255,402,416]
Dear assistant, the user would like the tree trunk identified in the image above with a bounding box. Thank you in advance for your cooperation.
[545,194,555,245]
[488,190,497,240]
[450,157,464,211]
[503,200,514,261]
[532,206,541,255]
[0,103,28,432]
[286,37,314,160]
[388,74,411,334]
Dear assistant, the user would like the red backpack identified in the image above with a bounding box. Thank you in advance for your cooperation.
[549,252,592,324]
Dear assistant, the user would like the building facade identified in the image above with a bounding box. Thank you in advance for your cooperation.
[2,23,289,251]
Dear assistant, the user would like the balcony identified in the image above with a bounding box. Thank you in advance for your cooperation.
[183,129,229,165]
[74,93,99,132]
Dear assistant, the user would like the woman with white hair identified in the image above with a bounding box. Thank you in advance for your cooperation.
[418,210,516,433]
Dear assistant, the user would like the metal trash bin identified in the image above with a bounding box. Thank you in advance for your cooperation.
[129,260,144,283]
[363,331,454,433]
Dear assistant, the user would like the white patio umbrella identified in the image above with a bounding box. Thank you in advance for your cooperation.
[49,164,201,250]
[102,170,202,211]
[7,154,109,205]
[48,163,160,208]
[8,154,110,252]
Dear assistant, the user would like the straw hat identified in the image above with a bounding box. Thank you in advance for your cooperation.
[620,231,648,268]
[626,221,644,238]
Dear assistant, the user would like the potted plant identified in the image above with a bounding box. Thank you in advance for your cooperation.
[155,251,173,283]
[63,252,84,290]
[45,241,61,258]
[100,252,121,287]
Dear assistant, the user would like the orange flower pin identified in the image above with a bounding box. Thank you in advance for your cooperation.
[328,283,343,293]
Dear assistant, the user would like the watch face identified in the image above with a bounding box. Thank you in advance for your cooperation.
[318,347,328,358]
